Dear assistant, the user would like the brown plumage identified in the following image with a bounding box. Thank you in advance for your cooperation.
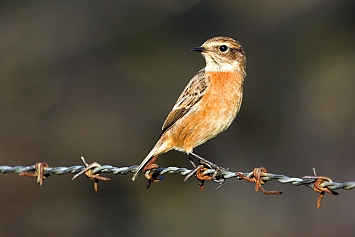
[132,36,246,181]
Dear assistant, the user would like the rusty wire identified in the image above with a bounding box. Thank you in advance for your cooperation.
[1,159,354,192]
[2,156,355,208]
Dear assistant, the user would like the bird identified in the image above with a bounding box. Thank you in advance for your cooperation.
[132,36,246,181]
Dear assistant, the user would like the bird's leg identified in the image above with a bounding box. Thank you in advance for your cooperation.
[184,156,205,181]
[190,152,227,171]
[188,152,227,186]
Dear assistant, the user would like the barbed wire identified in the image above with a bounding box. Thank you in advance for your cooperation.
[1,157,354,208]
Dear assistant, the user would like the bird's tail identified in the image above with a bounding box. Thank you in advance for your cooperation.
[131,147,158,181]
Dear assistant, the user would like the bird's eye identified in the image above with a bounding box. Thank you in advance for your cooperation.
[219,45,228,52]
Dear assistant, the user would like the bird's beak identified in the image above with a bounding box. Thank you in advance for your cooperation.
[191,46,206,52]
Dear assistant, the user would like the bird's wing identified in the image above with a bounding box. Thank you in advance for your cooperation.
[161,69,209,135]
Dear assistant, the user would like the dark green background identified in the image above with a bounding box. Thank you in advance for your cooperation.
[1,1,354,236]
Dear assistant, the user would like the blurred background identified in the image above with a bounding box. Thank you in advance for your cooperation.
[0,0,354,236]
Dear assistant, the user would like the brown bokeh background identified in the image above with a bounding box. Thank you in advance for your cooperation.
[1,1,354,236]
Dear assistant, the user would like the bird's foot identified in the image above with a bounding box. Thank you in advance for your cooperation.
[185,153,227,190]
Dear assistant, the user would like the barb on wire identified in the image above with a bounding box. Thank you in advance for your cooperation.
[1,156,354,208]
[71,156,110,192]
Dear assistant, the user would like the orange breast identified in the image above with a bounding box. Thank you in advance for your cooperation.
[168,71,244,153]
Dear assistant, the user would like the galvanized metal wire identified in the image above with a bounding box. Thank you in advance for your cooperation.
[0,160,354,192]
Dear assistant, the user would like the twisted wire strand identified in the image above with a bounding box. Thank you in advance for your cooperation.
[0,164,354,192]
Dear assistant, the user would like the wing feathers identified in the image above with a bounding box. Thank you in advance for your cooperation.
[161,69,209,135]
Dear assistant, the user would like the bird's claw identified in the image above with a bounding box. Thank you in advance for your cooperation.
[185,155,226,190]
